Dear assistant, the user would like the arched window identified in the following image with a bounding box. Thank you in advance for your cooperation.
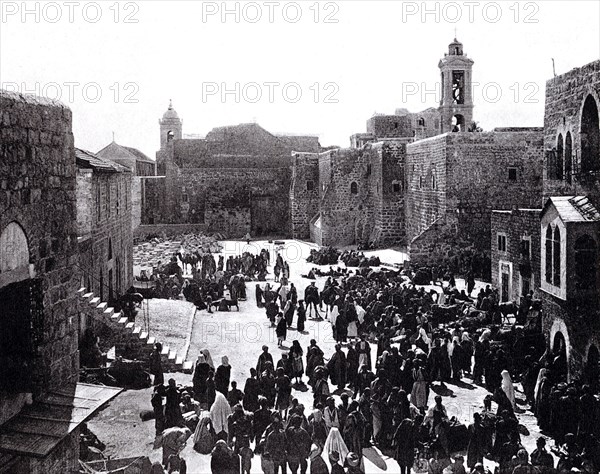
[556,134,564,180]
[350,182,358,194]
[581,95,600,174]
[565,132,573,183]
[553,226,561,287]
[167,130,174,142]
[545,225,553,284]
[418,117,425,127]
[575,235,597,291]
[108,238,113,261]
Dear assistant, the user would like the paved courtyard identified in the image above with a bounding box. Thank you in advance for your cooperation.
[89,239,551,473]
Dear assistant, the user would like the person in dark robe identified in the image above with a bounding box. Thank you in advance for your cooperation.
[256,346,274,380]
[205,370,216,408]
[210,439,239,474]
[346,343,359,390]
[521,356,539,407]
[327,344,347,392]
[289,340,304,386]
[242,368,260,413]
[343,403,363,463]
[284,299,296,328]
[354,364,375,400]
[466,412,486,469]
[335,310,348,344]
[306,340,325,386]
[252,397,273,455]
[451,337,465,381]
[256,284,264,308]
[393,417,415,474]
[296,301,306,333]
[150,343,164,386]
[215,356,232,396]
[260,362,277,408]
[276,312,287,348]
[165,378,184,429]
[193,354,211,403]
[530,437,554,473]
[152,384,166,436]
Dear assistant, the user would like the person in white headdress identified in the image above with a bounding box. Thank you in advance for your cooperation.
[324,427,349,469]
[209,391,232,441]
[201,348,215,369]
[501,369,516,410]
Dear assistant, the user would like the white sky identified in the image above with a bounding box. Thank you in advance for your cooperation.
[1,1,599,158]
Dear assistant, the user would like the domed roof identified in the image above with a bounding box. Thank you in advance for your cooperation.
[449,37,462,46]
[162,99,179,120]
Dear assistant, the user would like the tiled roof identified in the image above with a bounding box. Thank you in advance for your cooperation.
[75,148,129,173]
[96,141,154,164]
[545,196,600,222]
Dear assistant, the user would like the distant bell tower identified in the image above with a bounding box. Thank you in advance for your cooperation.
[438,38,474,133]
[159,99,182,148]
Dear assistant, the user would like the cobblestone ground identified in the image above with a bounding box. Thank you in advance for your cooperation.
[89,240,555,473]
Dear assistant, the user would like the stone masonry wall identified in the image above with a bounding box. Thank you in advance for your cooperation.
[78,170,134,304]
[290,153,320,240]
[0,90,81,400]
[405,134,448,245]
[543,60,600,201]
[491,209,541,302]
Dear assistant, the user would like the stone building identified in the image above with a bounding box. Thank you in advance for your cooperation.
[0,90,120,473]
[75,148,134,310]
[145,103,321,237]
[96,141,155,233]
[96,140,156,176]
[291,140,406,247]
[490,208,541,302]
[537,59,600,383]
[406,128,544,270]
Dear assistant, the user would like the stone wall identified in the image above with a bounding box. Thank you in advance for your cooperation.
[78,169,134,304]
[406,130,544,270]
[290,153,320,240]
[543,60,600,202]
[131,176,142,231]
[490,209,541,302]
[0,90,80,410]
[133,223,209,240]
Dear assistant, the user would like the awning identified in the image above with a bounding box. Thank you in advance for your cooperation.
[0,383,122,458]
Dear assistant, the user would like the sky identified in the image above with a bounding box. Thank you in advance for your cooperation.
[1,1,599,158]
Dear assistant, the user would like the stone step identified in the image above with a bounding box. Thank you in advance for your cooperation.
[111,311,122,322]
[168,350,177,362]
[103,307,115,319]
[89,297,100,307]
[139,331,148,341]
[183,361,194,374]
[146,336,156,346]
[96,302,108,312]
[82,292,94,301]
[132,326,142,336]
[118,317,128,325]
[175,355,183,367]
[125,322,135,331]
[77,287,88,296]
[161,345,170,356]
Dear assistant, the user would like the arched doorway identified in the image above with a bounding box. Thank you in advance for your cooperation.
[0,222,36,394]
[581,95,600,174]
[552,331,568,382]
[452,114,465,132]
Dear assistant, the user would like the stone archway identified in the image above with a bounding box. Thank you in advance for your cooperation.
[0,221,31,288]
[549,322,569,382]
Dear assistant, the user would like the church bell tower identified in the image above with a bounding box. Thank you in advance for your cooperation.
[438,38,474,133]
[159,99,182,149]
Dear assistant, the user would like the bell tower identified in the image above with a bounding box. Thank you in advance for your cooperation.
[159,99,182,149]
[439,38,474,133]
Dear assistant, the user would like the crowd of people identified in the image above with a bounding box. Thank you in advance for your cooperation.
[141,241,600,474]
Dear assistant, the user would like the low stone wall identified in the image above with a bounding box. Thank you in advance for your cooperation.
[133,223,209,240]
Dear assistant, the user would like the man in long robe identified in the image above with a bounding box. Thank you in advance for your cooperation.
[327,344,347,392]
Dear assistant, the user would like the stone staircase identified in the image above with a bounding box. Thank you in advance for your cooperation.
[77,288,194,374]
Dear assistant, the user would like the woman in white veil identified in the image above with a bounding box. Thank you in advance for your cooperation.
[501,369,516,410]
[324,427,349,469]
